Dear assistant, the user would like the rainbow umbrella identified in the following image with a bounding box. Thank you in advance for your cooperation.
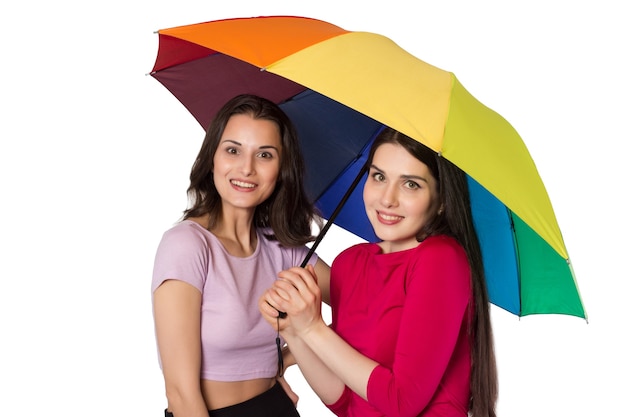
[150,16,586,319]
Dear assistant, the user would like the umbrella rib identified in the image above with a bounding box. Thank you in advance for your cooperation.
[508,208,523,317]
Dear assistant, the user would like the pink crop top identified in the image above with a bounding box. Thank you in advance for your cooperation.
[152,220,317,381]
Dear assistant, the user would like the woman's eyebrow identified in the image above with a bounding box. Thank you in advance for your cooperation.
[370,163,428,182]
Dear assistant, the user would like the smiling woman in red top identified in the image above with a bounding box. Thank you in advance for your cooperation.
[260,127,498,417]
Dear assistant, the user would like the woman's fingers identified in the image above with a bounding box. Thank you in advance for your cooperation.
[271,279,296,301]
[276,267,317,293]
[258,297,278,328]
[263,287,289,312]
[277,376,299,406]
[258,267,323,333]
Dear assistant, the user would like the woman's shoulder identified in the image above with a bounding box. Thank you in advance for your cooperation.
[416,235,468,266]
[335,242,378,262]
[163,219,205,235]
[160,220,213,248]
[420,234,463,252]
[257,227,316,263]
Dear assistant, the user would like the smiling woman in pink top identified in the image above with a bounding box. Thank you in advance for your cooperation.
[152,94,330,417]
[260,127,498,417]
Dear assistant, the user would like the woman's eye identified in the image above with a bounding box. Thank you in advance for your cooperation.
[405,180,420,189]
[258,151,274,159]
[372,172,385,182]
[225,147,238,154]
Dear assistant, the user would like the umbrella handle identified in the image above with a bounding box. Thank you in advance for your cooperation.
[300,160,369,267]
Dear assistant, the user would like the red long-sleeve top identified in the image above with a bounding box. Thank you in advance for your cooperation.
[327,235,472,417]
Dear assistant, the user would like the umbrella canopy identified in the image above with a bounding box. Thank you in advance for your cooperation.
[150,15,586,319]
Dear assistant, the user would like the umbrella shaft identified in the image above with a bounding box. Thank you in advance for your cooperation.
[300,160,369,267]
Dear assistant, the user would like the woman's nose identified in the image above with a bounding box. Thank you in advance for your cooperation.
[380,185,398,207]
[240,155,255,176]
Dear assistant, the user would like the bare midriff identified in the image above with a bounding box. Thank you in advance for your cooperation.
[202,377,276,410]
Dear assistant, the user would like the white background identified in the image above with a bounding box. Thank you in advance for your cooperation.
[1,1,623,416]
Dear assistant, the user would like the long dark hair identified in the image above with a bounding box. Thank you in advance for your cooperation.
[183,94,321,247]
[367,127,498,417]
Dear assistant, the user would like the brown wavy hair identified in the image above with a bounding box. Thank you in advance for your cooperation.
[183,94,321,247]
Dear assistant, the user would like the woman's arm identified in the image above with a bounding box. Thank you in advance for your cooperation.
[259,271,346,405]
[365,242,472,416]
[267,240,472,417]
[153,280,209,417]
[312,258,331,305]
[283,328,348,405]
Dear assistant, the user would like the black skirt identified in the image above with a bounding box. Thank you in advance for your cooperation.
[164,382,300,417]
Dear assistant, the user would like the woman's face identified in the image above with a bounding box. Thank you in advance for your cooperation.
[363,143,440,253]
[213,113,282,214]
